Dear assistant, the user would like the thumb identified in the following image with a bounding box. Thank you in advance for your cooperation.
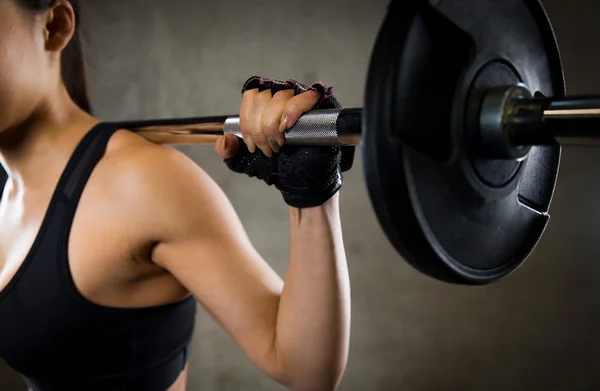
[215,134,241,159]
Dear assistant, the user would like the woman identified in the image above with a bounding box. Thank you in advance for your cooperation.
[0,1,352,390]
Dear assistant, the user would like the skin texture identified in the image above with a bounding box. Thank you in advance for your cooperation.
[0,1,351,390]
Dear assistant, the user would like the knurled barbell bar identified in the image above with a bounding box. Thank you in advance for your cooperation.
[110,0,597,285]
[114,92,600,151]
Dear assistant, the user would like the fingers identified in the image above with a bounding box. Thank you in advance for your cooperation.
[240,88,273,157]
[239,86,321,157]
[261,90,294,152]
[239,88,259,154]
[250,90,274,157]
[280,89,321,132]
[215,134,240,160]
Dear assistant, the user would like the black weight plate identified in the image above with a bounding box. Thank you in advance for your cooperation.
[362,0,566,284]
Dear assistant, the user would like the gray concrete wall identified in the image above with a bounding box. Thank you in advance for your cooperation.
[2,0,600,390]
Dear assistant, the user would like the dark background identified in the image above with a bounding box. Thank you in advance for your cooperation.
[2,0,600,390]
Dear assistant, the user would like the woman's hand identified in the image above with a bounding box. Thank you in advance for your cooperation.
[215,78,323,158]
[214,76,349,209]
[241,85,321,157]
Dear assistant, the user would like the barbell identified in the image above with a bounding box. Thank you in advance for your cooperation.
[110,0,599,285]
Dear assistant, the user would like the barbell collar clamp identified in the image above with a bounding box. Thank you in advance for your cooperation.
[479,84,534,160]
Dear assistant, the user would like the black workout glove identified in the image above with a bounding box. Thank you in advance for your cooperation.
[223,76,355,209]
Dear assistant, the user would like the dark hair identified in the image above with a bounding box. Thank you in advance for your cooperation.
[16,0,92,114]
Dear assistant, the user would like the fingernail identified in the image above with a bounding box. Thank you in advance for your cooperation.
[244,136,256,153]
[278,117,289,133]
[269,139,280,153]
[259,145,272,157]
[222,136,228,150]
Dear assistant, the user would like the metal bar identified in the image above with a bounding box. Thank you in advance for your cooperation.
[109,108,363,146]
[507,96,600,146]
[543,98,600,145]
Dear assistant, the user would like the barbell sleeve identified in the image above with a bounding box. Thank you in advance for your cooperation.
[507,95,600,147]
[110,108,363,146]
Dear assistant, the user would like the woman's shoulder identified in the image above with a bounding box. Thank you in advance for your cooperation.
[101,128,208,185]
[90,128,226,230]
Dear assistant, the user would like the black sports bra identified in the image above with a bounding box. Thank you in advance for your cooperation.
[0,124,197,391]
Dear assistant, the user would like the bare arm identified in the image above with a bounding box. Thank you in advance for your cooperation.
[140,146,350,390]
[276,195,350,390]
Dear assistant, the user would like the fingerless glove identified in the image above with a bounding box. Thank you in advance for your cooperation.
[223,76,355,208]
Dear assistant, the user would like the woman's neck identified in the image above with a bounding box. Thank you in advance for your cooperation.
[0,93,98,190]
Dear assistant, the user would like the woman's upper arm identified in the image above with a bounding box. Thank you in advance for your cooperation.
[128,145,286,382]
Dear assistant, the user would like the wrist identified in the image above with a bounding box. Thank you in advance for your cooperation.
[288,192,342,256]
[288,192,340,219]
